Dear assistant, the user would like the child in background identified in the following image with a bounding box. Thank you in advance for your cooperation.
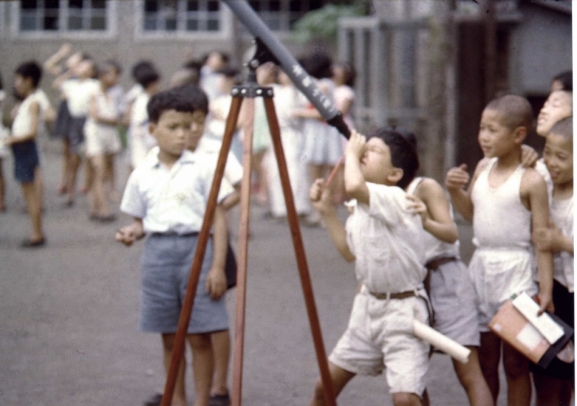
[550,70,572,92]
[59,56,98,206]
[309,129,429,406]
[445,95,553,405]
[530,117,574,406]
[266,69,310,219]
[128,64,160,170]
[85,61,122,222]
[116,88,230,406]
[401,129,493,406]
[6,61,49,247]
[0,74,8,212]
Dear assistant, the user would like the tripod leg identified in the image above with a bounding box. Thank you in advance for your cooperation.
[231,97,255,406]
[263,97,338,406]
[161,96,244,406]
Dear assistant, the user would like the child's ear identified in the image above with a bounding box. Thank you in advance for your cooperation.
[513,126,527,144]
[388,168,404,185]
[148,122,157,137]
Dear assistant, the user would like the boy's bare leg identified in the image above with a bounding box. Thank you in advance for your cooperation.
[65,152,81,205]
[90,155,110,217]
[34,167,44,211]
[57,139,70,194]
[105,154,119,202]
[534,373,573,406]
[210,330,230,397]
[391,392,423,406]
[21,180,44,242]
[452,347,494,406]
[479,332,501,403]
[502,341,531,406]
[0,159,6,211]
[188,333,214,406]
[162,333,188,406]
[309,362,355,406]
[81,157,94,194]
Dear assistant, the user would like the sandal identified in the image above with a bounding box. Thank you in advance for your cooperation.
[21,237,46,248]
[143,393,162,406]
[209,393,231,406]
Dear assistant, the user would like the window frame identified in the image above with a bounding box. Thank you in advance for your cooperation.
[133,0,233,42]
[10,0,117,39]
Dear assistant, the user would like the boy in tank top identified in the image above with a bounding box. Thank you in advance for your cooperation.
[445,95,553,406]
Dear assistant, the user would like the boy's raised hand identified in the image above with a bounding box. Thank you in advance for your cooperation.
[520,144,539,168]
[405,194,428,224]
[445,164,470,192]
[206,268,226,300]
[309,179,333,214]
[346,130,366,160]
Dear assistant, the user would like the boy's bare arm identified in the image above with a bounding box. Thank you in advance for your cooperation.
[115,218,144,246]
[344,130,369,205]
[220,185,241,211]
[407,178,458,243]
[522,169,554,314]
[44,43,72,76]
[206,205,227,300]
[445,160,487,222]
[6,101,39,145]
[310,179,355,262]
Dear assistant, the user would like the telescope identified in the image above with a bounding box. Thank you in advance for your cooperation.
[222,0,351,139]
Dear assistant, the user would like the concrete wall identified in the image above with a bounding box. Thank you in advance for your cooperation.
[508,2,571,95]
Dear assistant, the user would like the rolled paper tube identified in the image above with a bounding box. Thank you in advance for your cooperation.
[326,156,344,186]
[413,320,471,364]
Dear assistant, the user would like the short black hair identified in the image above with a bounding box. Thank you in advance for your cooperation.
[173,84,209,115]
[305,51,333,79]
[485,94,533,132]
[387,126,418,151]
[367,128,419,189]
[552,70,572,91]
[131,60,153,80]
[134,64,160,88]
[15,61,42,88]
[96,60,121,77]
[549,116,573,141]
[147,88,195,123]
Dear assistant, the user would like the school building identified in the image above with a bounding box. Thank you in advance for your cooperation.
[0,0,571,179]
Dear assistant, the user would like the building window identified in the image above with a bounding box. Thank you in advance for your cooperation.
[248,0,324,31]
[143,0,221,32]
[140,0,325,34]
[18,0,108,32]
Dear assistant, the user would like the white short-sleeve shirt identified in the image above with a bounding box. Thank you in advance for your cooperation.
[120,149,231,234]
[62,78,99,117]
[550,196,573,292]
[346,183,428,293]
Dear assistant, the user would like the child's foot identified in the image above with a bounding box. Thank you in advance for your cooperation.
[209,393,231,406]
[142,393,162,406]
[56,184,66,195]
[79,186,89,194]
[21,236,46,248]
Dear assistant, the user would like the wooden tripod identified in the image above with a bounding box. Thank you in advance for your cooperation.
[160,70,337,406]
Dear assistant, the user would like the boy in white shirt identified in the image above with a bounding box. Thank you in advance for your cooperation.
[116,88,230,406]
[6,61,50,247]
[308,129,430,406]
[531,117,574,406]
[445,95,553,406]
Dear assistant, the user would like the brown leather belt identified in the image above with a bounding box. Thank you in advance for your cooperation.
[425,256,457,271]
[369,290,416,300]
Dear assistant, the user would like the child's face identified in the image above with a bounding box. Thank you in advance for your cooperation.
[478,108,519,158]
[150,110,194,159]
[543,133,573,186]
[13,74,32,98]
[75,60,95,79]
[537,91,572,137]
[100,67,119,88]
[187,111,207,151]
[360,137,397,185]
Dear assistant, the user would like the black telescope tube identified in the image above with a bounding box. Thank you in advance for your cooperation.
[223,0,351,139]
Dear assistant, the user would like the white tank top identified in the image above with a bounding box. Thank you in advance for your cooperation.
[406,177,459,261]
[471,158,531,250]
[11,90,45,139]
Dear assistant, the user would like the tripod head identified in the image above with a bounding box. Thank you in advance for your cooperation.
[222,0,351,139]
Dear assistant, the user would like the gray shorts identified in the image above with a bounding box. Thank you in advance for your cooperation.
[138,233,228,334]
[429,259,480,346]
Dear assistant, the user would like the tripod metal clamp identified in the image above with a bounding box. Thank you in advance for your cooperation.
[231,85,274,99]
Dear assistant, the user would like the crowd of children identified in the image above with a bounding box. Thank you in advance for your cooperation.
[0,41,572,406]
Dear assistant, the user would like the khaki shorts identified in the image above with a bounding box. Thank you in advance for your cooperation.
[468,248,537,332]
[329,287,430,395]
